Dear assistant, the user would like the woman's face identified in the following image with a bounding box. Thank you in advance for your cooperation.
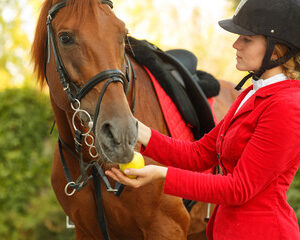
[233,35,267,72]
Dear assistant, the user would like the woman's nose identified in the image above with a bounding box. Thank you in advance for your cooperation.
[233,36,241,50]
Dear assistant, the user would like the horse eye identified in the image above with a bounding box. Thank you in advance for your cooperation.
[59,33,74,45]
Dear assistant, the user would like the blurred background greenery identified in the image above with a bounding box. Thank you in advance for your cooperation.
[0,0,299,239]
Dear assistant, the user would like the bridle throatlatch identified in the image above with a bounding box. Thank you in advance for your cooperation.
[45,0,136,197]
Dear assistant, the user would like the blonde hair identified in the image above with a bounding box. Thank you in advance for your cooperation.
[273,44,300,80]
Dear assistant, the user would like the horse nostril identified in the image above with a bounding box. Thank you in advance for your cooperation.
[100,122,120,146]
[128,120,138,146]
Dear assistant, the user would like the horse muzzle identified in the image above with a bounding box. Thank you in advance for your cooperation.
[95,116,138,164]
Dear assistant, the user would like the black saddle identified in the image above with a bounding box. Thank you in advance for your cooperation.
[166,49,198,75]
[166,49,220,99]
[126,37,219,139]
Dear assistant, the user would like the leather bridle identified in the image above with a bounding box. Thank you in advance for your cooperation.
[44,1,137,239]
[45,0,136,195]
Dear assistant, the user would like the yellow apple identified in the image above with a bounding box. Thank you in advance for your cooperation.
[119,151,145,178]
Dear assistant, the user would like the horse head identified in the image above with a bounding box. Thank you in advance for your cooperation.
[32,0,138,165]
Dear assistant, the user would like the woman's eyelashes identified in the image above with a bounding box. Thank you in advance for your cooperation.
[242,36,252,43]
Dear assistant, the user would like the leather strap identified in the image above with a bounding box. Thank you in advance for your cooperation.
[45,2,133,239]
[91,77,124,134]
[76,70,125,101]
[92,167,111,240]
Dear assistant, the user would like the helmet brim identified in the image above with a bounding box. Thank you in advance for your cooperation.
[218,19,255,36]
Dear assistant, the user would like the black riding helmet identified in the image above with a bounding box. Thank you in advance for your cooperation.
[218,0,300,90]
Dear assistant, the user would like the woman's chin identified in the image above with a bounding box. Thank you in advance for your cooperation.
[236,64,250,72]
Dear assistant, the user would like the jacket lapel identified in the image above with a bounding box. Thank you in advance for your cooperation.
[221,86,252,133]
[221,80,300,134]
[231,94,255,121]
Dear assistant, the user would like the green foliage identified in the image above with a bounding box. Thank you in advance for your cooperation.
[0,0,33,89]
[231,0,241,9]
[287,170,300,223]
[0,87,73,240]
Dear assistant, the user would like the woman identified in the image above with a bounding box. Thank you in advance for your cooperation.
[106,0,300,239]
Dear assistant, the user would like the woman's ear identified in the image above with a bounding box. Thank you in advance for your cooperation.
[271,51,279,61]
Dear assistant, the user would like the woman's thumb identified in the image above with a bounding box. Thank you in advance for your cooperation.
[124,168,139,176]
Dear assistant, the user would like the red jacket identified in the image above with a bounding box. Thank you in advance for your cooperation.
[143,80,300,240]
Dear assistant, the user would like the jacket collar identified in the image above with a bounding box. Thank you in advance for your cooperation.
[252,73,287,91]
[222,80,300,132]
[255,79,300,97]
[239,79,300,111]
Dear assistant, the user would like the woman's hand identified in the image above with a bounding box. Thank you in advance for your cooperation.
[105,165,167,188]
[137,120,151,147]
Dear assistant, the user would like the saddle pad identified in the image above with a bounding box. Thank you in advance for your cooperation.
[144,67,217,141]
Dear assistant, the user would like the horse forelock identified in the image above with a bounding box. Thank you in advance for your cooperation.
[63,0,103,24]
[31,0,106,88]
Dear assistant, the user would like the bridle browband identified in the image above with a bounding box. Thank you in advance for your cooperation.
[45,0,136,197]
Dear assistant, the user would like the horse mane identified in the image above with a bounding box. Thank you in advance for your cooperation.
[31,0,104,88]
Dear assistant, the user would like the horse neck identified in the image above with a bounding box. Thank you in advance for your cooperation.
[129,56,169,137]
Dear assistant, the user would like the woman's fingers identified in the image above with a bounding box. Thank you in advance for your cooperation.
[105,168,125,181]
[105,165,167,188]
[123,168,144,177]
[104,168,121,182]
[105,168,140,187]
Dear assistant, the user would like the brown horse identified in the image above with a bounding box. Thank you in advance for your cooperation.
[31,0,237,239]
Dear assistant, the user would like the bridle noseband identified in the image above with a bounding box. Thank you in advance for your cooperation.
[45,0,136,195]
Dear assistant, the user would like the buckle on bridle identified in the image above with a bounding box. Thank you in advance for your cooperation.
[46,14,52,25]
[63,83,70,91]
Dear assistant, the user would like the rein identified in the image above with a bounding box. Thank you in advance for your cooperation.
[44,1,136,238]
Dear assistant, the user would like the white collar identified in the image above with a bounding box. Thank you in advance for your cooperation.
[252,73,287,91]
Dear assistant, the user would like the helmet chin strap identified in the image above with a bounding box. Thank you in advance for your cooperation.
[235,37,297,90]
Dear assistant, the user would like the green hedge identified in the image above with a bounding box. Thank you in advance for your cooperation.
[0,87,73,240]
[0,87,299,239]
[287,170,300,222]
